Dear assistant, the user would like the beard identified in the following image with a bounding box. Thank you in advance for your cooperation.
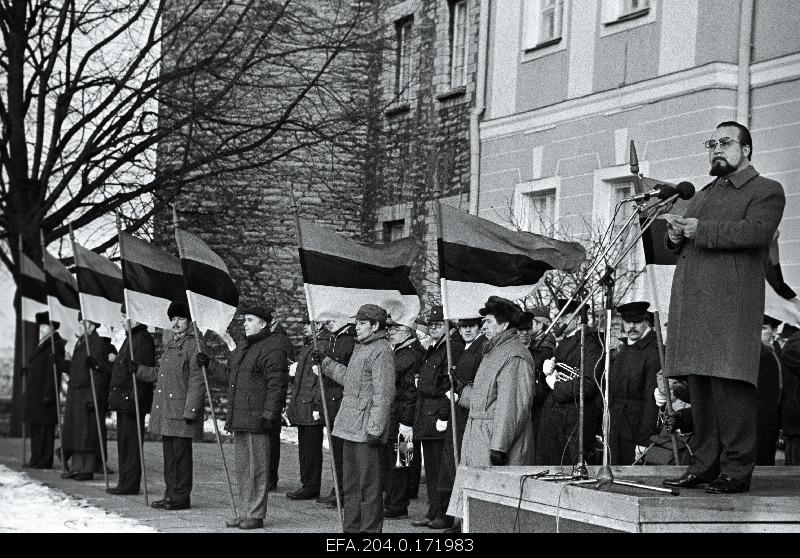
[709,157,734,176]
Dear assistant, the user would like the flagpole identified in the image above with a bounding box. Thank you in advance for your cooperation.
[19,235,28,467]
[68,225,109,489]
[39,230,68,475]
[289,190,344,531]
[435,203,461,470]
[172,207,238,519]
[116,215,150,504]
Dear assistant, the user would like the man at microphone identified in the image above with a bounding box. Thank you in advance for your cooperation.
[661,121,785,494]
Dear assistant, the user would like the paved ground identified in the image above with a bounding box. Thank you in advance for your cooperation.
[0,436,434,533]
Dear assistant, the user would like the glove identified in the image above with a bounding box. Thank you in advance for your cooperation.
[196,352,210,368]
[184,418,195,425]
[312,410,321,422]
[543,358,555,377]
[288,361,298,377]
[261,413,280,431]
[545,374,556,390]
[399,423,413,441]
[489,449,509,466]
[84,356,99,370]
[311,363,320,376]
[435,419,448,432]
[108,354,116,363]
[445,390,459,403]
[654,386,668,407]
[366,433,383,447]
[635,445,647,461]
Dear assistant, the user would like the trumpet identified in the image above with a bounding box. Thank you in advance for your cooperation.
[394,433,414,468]
[555,362,580,382]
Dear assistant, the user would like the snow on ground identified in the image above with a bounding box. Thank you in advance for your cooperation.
[0,465,157,533]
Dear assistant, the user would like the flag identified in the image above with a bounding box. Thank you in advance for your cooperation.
[42,250,81,352]
[20,253,48,322]
[174,228,239,336]
[437,203,585,319]
[298,219,422,325]
[73,243,124,329]
[119,231,186,330]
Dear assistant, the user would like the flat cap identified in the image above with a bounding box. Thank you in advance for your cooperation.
[352,304,388,324]
[617,301,650,323]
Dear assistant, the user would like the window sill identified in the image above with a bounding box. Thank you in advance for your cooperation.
[521,36,566,63]
[605,8,650,26]
[435,86,466,103]
[384,102,411,118]
[524,37,562,53]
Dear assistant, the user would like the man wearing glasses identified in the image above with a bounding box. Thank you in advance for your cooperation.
[662,121,785,494]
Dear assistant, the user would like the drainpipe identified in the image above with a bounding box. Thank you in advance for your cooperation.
[469,0,490,215]
[736,0,754,127]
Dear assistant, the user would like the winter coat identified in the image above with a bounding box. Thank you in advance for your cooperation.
[211,327,289,433]
[530,333,556,411]
[458,329,536,466]
[321,330,395,444]
[147,330,205,440]
[757,343,781,464]
[273,324,296,361]
[451,335,486,437]
[607,330,661,464]
[61,331,113,453]
[23,333,69,425]
[665,166,785,386]
[414,331,465,439]
[108,324,156,416]
[390,336,425,430]
[286,331,331,426]
[535,329,604,465]
[321,324,356,424]
[780,332,800,436]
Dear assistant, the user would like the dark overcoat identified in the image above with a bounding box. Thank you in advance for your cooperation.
[664,166,785,386]
[388,336,424,437]
[607,330,661,464]
[414,331,464,440]
[780,332,800,437]
[286,331,331,426]
[61,331,113,452]
[321,324,356,425]
[756,343,781,465]
[215,327,289,433]
[108,324,156,416]
[451,334,486,438]
[23,333,69,425]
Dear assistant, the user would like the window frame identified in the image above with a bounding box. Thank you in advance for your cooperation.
[448,0,469,89]
[395,16,414,101]
[514,177,561,236]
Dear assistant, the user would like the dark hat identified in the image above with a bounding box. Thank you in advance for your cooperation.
[780,323,800,338]
[35,311,59,330]
[763,314,781,329]
[457,317,483,327]
[479,296,523,325]
[516,311,534,330]
[240,304,273,323]
[422,305,445,325]
[617,301,650,322]
[77,311,100,327]
[352,304,388,324]
[556,298,581,315]
[530,306,551,320]
[167,301,191,321]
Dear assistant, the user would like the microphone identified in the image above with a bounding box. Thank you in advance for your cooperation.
[623,181,694,203]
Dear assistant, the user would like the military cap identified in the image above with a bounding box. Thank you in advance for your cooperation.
[617,301,651,323]
[763,314,781,329]
[529,306,551,320]
[35,311,60,330]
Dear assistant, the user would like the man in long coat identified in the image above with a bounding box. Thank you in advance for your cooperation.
[23,312,69,469]
[199,304,289,529]
[756,315,782,466]
[144,301,205,509]
[107,305,155,495]
[663,121,785,494]
[607,301,660,465]
[61,315,113,480]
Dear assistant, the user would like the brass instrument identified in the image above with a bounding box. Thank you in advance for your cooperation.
[394,433,414,468]
[555,362,580,382]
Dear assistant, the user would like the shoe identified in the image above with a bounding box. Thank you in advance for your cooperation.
[239,518,264,530]
[411,519,431,527]
[705,475,750,494]
[317,492,337,505]
[60,470,79,479]
[106,486,140,495]
[662,473,709,489]
[287,488,320,500]
[150,498,170,509]
[225,518,242,528]
[165,500,191,510]
[428,517,452,529]
[73,473,94,481]
[384,508,409,519]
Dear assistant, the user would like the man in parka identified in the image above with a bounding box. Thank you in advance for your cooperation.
[313,304,395,533]
[197,305,289,529]
[144,301,205,510]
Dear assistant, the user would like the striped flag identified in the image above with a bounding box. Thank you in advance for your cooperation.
[119,231,186,330]
[73,243,124,329]
[42,250,81,352]
[298,219,422,325]
[20,253,48,322]
[174,228,239,336]
[437,203,585,319]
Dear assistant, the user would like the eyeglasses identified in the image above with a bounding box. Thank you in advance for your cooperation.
[704,137,739,150]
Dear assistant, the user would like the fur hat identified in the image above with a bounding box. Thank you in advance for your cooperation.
[478,296,523,326]
[167,301,191,321]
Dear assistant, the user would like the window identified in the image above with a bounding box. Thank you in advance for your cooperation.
[395,17,413,100]
[523,0,564,50]
[621,0,650,16]
[526,190,557,235]
[449,0,468,88]
[611,182,642,280]
[601,0,654,32]
[383,219,406,243]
